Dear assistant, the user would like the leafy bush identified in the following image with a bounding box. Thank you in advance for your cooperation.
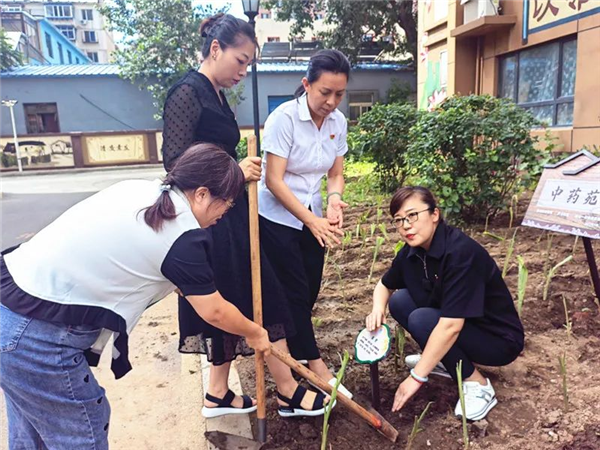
[386,79,414,105]
[235,136,248,161]
[407,95,549,223]
[349,103,421,192]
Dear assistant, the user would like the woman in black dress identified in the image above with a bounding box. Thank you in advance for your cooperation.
[161,13,330,418]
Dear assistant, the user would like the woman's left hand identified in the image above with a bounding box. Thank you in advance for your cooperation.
[391,376,423,413]
[326,196,348,229]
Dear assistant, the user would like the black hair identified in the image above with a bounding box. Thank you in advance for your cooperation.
[294,49,351,97]
[143,143,244,231]
[389,186,443,222]
[199,13,257,59]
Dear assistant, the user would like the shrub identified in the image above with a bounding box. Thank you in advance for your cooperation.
[349,103,421,192]
[407,95,549,224]
[235,136,248,161]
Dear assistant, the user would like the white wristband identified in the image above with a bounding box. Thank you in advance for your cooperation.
[410,368,429,383]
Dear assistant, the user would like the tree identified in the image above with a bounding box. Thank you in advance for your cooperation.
[0,28,23,71]
[98,0,226,114]
[264,0,417,63]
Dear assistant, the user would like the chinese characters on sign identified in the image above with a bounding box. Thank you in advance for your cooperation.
[354,325,391,364]
[526,0,600,36]
[85,135,148,165]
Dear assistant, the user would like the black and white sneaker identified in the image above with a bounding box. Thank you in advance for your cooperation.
[405,354,452,379]
[454,378,498,421]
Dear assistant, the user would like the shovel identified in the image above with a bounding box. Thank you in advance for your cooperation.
[205,431,265,450]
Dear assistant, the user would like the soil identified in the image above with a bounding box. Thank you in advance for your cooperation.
[238,198,600,450]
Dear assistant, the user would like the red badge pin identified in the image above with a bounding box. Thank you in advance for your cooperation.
[330,134,335,140]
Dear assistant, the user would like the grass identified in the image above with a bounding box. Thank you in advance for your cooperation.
[321,350,351,450]
[543,255,573,303]
[558,353,569,411]
[405,401,433,450]
[516,255,528,317]
[456,360,470,450]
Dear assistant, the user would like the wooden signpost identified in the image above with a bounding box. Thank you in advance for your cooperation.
[522,150,600,301]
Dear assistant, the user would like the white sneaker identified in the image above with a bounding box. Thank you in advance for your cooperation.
[454,378,498,421]
[405,354,452,379]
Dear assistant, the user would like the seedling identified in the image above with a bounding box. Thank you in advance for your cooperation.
[405,401,433,450]
[562,294,572,339]
[321,350,350,450]
[376,207,383,224]
[342,231,352,253]
[370,223,377,239]
[483,230,505,242]
[502,228,518,278]
[456,360,469,450]
[368,237,386,283]
[324,247,331,270]
[379,223,388,241]
[558,353,569,411]
[542,233,554,277]
[571,235,579,255]
[393,326,406,373]
[516,255,528,317]
[312,317,324,328]
[394,240,405,256]
[359,226,368,255]
[543,255,573,303]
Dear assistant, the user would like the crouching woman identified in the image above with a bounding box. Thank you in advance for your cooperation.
[365,186,524,421]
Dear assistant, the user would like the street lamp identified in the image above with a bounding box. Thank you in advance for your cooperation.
[242,0,261,154]
[1,99,23,173]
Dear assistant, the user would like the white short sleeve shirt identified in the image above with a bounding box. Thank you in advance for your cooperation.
[258,94,348,230]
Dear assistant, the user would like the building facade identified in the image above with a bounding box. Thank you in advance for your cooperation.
[254,6,329,47]
[1,0,116,63]
[417,0,600,152]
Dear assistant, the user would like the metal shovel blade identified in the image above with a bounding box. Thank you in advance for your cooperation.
[205,431,265,450]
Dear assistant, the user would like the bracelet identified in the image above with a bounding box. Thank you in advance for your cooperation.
[327,191,343,201]
[410,368,429,384]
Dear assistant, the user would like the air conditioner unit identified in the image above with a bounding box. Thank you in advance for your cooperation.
[80,19,87,25]
[462,0,499,24]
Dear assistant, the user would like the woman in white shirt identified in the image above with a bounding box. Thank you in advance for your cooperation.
[258,49,353,401]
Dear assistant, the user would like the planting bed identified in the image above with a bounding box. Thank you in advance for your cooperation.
[238,199,600,450]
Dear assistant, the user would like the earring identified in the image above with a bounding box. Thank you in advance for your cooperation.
[212,53,217,60]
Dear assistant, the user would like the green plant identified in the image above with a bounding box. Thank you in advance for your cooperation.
[572,235,579,255]
[386,79,414,105]
[0,28,23,70]
[350,103,422,192]
[562,295,572,339]
[502,228,518,278]
[378,223,389,241]
[342,231,352,253]
[405,401,433,450]
[558,353,569,411]
[543,255,573,303]
[312,317,324,328]
[394,326,406,373]
[394,240,405,256]
[370,223,377,239]
[235,136,248,161]
[368,237,386,283]
[321,350,350,450]
[516,255,528,317]
[542,233,554,276]
[456,360,470,449]
[359,226,368,255]
[407,95,550,224]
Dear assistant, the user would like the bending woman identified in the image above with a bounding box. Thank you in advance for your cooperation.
[365,186,524,421]
[161,13,328,418]
[0,144,270,449]
[258,49,353,398]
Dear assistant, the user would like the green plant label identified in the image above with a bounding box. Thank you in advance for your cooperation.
[354,324,392,364]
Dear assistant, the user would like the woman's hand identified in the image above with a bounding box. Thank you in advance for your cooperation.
[392,376,423,412]
[307,216,344,248]
[239,156,262,182]
[326,195,348,229]
[245,326,271,357]
[365,308,386,332]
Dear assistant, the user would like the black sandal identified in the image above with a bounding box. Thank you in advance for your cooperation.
[201,389,257,418]
[277,385,329,417]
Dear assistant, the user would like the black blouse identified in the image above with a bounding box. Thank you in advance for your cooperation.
[161,70,241,170]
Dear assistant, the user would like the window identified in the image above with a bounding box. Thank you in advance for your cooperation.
[75,57,80,64]
[268,95,294,114]
[57,42,64,63]
[87,51,99,62]
[45,4,73,18]
[83,31,98,43]
[5,6,23,12]
[260,11,271,19]
[439,50,448,88]
[315,12,324,20]
[67,50,72,64]
[24,103,60,134]
[498,37,577,127]
[44,32,53,58]
[81,9,93,21]
[348,91,377,121]
[267,37,280,42]
[56,25,75,40]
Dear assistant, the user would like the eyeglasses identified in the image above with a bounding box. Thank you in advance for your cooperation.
[390,208,432,227]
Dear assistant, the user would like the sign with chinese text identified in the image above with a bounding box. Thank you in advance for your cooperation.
[84,134,148,165]
[522,151,600,239]
[354,324,392,364]
[523,0,600,40]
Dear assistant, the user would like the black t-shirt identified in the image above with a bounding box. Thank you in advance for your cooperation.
[382,221,524,346]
